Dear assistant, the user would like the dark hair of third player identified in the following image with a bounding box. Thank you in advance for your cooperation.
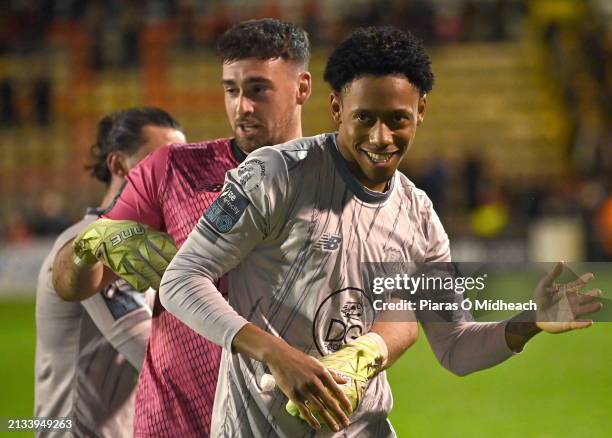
[216,18,311,69]
[87,107,182,185]
[324,26,435,96]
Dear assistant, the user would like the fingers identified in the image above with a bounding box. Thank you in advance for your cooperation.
[574,301,603,318]
[329,369,348,385]
[568,320,593,330]
[567,289,602,319]
[147,233,178,263]
[320,370,353,417]
[560,273,595,292]
[305,394,340,432]
[120,256,158,292]
[141,238,172,277]
[578,288,602,302]
[541,261,564,287]
[311,380,350,429]
[295,401,321,430]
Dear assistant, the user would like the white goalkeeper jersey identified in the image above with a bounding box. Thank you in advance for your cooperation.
[35,210,153,438]
[161,133,514,438]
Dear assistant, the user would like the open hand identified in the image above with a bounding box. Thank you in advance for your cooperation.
[534,261,602,333]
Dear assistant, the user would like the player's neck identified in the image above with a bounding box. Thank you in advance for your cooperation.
[99,178,125,210]
[280,119,303,145]
[335,133,389,193]
[281,109,303,144]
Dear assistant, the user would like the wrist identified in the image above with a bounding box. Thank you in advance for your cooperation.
[73,252,97,268]
[505,311,542,352]
[358,332,389,369]
[260,336,290,365]
[232,323,290,364]
[73,239,98,267]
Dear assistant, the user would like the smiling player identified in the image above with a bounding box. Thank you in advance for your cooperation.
[160,26,601,437]
[51,19,337,437]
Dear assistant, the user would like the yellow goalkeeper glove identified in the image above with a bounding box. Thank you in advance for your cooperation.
[73,218,177,292]
[286,333,388,423]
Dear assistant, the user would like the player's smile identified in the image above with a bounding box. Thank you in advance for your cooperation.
[360,149,399,164]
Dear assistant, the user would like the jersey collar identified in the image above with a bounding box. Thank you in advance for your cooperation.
[230,139,248,163]
[326,133,395,204]
[85,207,106,217]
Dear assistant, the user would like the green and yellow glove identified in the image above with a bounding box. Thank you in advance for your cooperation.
[286,332,388,423]
[73,218,177,292]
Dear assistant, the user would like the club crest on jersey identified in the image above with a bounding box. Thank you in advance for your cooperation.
[313,288,375,354]
[384,247,404,262]
[203,183,250,234]
[238,159,265,191]
[314,233,342,252]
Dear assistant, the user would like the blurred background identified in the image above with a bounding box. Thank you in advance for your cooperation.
[0,0,610,436]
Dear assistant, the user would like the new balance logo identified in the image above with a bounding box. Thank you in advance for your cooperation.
[314,233,342,251]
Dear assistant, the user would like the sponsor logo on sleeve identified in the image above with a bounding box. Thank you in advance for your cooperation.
[238,159,266,191]
[203,183,250,233]
[102,280,145,320]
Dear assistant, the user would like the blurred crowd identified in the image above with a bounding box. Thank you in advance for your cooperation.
[0,0,526,126]
[0,0,526,57]
[540,0,612,259]
[0,0,610,261]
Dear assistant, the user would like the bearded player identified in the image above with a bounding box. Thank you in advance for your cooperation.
[51,19,340,437]
[159,27,602,437]
[36,107,184,437]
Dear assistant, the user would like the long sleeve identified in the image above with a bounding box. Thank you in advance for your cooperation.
[419,195,515,376]
[159,147,289,351]
[420,318,514,376]
[81,287,152,370]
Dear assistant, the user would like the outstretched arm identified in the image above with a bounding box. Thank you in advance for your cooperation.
[421,262,602,376]
[422,200,602,375]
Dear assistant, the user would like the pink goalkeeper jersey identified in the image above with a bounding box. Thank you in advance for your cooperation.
[104,138,243,437]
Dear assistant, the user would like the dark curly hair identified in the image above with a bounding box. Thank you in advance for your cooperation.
[86,107,182,185]
[324,27,434,96]
[217,18,310,69]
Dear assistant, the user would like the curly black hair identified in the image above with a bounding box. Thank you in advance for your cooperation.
[86,107,182,185]
[324,27,434,96]
[217,18,310,69]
